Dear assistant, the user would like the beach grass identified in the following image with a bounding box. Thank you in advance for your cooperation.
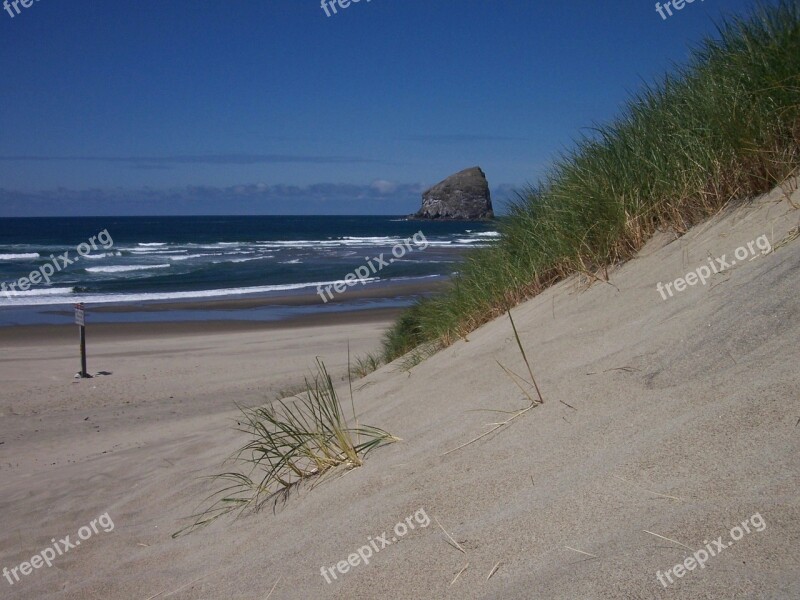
[174,358,399,536]
[349,351,384,379]
[443,310,545,455]
[383,0,800,361]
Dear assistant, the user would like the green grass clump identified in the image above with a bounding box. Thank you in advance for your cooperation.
[349,351,384,379]
[175,359,399,536]
[383,1,800,361]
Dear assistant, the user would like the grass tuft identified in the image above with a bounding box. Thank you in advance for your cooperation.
[349,351,384,379]
[174,358,399,536]
[443,310,544,455]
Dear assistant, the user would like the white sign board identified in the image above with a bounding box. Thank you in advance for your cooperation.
[74,303,85,326]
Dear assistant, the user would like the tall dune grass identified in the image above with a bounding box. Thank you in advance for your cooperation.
[383,1,800,361]
[174,359,399,536]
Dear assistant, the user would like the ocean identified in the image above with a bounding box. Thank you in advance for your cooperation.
[0,216,498,325]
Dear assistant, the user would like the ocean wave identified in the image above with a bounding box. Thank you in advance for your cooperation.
[341,236,400,243]
[168,254,216,261]
[187,244,246,251]
[255,237,433,249]
[137,242,167,247]
[256,240,341,248]
[85,264,171,273]
[384,274,443,282]
[0,279,381,306]
[393,259,457,264]
[0,253,40,260]
[128,248,186,254]
[454,238,494,244]
[82,252,122,260]
[1,286,75,297]
[227,257,266,263]
[0,272,454,306]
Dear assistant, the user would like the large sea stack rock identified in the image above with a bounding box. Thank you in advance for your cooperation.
[412,166,493,220]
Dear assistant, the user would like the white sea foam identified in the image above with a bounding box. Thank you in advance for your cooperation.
[454,238,493,244]
[256,240,340,248]
[0,287,75,298]
[85,264,171,273]
[255,236,434,249]
[0,279,370,306]
[168,254,216,261]
[227,257,265,263]
[128,248,186,254]
[0,274,451,306]
[0,253,40,260]
[384,274,442,282]
[341,236,399,243]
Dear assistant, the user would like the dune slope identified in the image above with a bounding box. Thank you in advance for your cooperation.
[1,182,799,599]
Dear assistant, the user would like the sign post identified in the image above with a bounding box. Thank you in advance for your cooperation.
[74,303,91,378]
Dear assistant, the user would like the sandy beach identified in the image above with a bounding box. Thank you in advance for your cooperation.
[0,183,797,599]
[0,308,396,461]
[3,1,799,597]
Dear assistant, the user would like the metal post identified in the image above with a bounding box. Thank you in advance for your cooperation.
[75,302,91,378]
[79,324,88,378]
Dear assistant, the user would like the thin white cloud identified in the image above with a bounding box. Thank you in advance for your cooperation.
[370,179,398,194]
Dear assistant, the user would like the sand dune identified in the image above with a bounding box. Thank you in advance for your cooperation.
[1,182,799,599]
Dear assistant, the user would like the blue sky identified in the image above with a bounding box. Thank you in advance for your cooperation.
[0,0,757,215]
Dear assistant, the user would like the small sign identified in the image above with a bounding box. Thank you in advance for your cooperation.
[74,303,85,326]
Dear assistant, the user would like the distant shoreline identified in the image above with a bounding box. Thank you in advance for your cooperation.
[0,305,403,345]
[0,277,447,330]
[79,272,449,313]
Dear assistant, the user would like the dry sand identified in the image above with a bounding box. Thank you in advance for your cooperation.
[1,182,799,599]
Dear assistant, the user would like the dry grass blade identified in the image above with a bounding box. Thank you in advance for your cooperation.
[434,515,466,554]
[450,563,469,586]
[564,546,598,558]
[772,225,800,251]
[264,575,282,599]
[486,561,502,580]
[603,366,640,373]
[442,420,510,456]
[145,574,208,599]
[507,310,544,404]
[347,343,360,447]
[497,362,540,408]
[612,475,684,501]
[443,310,544,455]
[642,530,694,551]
